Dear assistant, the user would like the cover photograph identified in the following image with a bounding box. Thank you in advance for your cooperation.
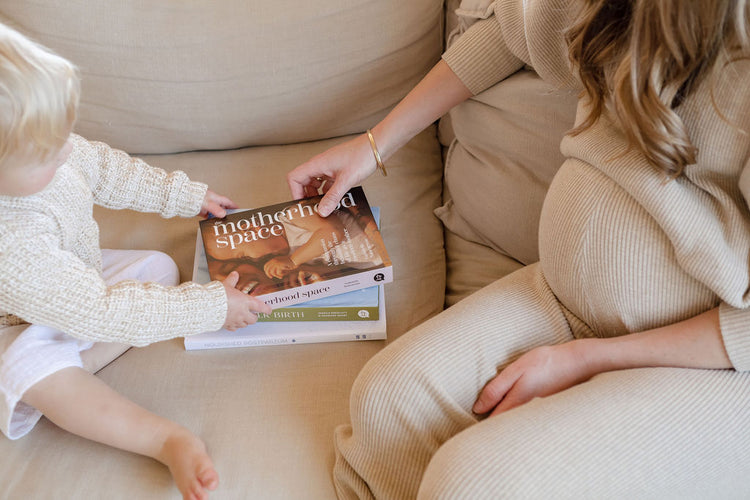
[199,186,392,308]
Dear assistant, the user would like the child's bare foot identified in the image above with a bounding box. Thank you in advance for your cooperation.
[157,428,219,500]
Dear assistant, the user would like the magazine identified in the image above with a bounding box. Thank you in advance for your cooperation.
[184,204,387,350]
[198,186,392,308]
[183,285,385,350]
[192,219,381,322]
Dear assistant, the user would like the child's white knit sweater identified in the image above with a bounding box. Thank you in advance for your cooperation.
[0,134,226,346]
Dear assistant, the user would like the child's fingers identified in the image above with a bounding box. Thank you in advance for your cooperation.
[208,202,227,218]
[220,195,238,209]
[222,271,240,288]
[247,296,272,315]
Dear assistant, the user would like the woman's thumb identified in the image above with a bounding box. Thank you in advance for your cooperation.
[318,184,348,217]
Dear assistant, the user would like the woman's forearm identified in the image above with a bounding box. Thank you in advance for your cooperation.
[370,59,472,160]
[577,307,733,374]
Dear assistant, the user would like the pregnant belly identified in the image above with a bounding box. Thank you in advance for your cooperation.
[538,159,715,337]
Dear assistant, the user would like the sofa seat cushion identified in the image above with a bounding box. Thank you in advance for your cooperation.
[0,128,445,499]
[444,229,524,307]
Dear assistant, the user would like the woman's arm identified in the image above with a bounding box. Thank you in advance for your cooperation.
[288,60,473,216]
[473,307,732,416]
[369,60,473,163]
[581,307,730,372]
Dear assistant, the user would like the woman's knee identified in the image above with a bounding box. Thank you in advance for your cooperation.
[348,344,418,422]
[418,418,559,499]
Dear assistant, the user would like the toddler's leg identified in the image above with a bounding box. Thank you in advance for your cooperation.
[79,250,181,373]
[101,249,180,286]
[22,366,218,500]
[333,263,575,499]
[1,250,215,498]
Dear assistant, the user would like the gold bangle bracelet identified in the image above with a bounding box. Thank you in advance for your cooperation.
[366,129,388,177]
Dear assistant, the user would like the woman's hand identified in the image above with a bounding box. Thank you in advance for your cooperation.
[200,189,238,219]
[287,134,377,217]
[221,271,272,331]
[287,60,473,217]
[473,342,594,417]
[473,307,733,417]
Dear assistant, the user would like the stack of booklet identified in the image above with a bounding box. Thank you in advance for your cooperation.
[184,186,391,350]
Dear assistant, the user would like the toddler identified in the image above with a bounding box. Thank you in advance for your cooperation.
[0,23,271,500]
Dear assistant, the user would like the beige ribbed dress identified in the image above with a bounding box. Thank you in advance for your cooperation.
[333,0,750,498]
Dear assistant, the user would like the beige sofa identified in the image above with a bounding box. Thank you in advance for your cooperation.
[0,1,576,498]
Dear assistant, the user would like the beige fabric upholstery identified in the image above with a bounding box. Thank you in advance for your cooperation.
[0,128,446,500]
[1,1,443,154]
[437,68,577,264]
[0,0,581,497]
[443,229,523,307]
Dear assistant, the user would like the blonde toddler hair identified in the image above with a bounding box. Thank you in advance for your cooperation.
[0,22,80,168]
[567,0,750,176]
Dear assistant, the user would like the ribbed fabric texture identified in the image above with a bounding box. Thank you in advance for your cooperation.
[335,266,575,499]
[334,266,750,498]
[444,0,750,370]
[0,134,227,345]
[334,0,750,497]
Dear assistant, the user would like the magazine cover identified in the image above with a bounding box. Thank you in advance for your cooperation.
[192,220,381,322]
[199,186,392,308]
[186,206,387,350]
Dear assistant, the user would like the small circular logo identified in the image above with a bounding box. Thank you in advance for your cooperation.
[358,310,370,318]
[373,273,385,282]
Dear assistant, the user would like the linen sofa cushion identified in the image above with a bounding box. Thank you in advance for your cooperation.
[437,0,577,266]
[437,68,578,265]
[443,220,524,307]
[0,128,446,499]
[0,0,443,154]
[93,128,446,344]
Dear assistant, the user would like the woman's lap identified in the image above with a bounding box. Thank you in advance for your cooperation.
[334,261,750,498]
[419,366,750,499]
[334,263,575,499]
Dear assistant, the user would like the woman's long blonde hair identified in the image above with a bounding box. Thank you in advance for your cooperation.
[567,0,750,176]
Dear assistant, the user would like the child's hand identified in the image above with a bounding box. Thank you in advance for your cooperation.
[221,271,272,331]
[200,189,238,219]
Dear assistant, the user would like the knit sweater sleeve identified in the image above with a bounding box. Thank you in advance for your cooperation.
[0,225,227,346]
[70,134,207,218]
[721,155,750,370]
[718,304,750,371]
[442,0,579,95]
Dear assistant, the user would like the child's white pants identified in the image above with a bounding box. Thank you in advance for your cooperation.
[0,250,179,439]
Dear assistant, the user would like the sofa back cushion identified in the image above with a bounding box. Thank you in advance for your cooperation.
[1,1,443,154]
[437,70,578,265]
[437,0,578,265]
